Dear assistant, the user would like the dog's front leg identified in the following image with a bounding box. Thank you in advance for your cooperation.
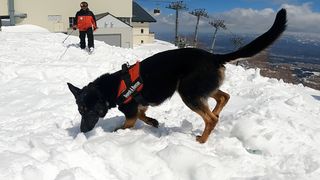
[138,106,159,128]
[113,116,137,132]
[122,116,138,129]
[117,104,139,130]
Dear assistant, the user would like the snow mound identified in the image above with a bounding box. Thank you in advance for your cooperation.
[0,26,320,180]
[2,24,50,32]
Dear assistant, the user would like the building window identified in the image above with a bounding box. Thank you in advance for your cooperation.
[141,40,144,44]
[69,17,75,28]
[48,15,62,22]
[141,29,144,34]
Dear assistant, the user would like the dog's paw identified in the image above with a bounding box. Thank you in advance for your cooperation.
[114,125,128,132]
[113,126,122,132]
[147,118,159,128]
[196,135,207,144]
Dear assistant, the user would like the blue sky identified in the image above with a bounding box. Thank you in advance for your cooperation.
[135,0,320,34]
[136,0,319,13]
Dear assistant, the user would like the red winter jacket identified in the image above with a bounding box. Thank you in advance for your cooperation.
[74,9,97,31]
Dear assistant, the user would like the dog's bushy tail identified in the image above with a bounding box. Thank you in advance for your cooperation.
[218,8,287,64]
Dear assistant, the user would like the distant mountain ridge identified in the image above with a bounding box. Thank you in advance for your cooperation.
[156,32,320,90]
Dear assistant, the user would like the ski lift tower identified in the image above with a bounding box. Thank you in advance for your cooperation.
[190,9,209,47]
[166,1,187,46]
[209,19,227,53]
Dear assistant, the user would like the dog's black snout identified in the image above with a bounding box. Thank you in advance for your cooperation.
[80,118,90,133]
[80,125,90,133]
[80,112,99,133]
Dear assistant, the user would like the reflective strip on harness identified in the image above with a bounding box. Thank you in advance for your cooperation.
[117,61,144,104]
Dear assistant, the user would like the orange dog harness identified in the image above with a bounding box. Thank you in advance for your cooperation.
[117,62,146,105]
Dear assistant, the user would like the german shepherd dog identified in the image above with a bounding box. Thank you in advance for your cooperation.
[68,9,287,143]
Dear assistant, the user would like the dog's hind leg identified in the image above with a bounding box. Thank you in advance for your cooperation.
[211,90,230,118]
[180,97,218,143]
[137,106,159,128]
[194,105,219,143]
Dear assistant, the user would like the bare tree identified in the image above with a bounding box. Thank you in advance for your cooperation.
[230,36,244,65]
[230,36,244,50]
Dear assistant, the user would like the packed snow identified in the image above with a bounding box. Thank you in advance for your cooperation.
[0,25,320,180]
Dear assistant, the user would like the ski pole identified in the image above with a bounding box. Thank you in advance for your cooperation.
[58,46,70,61]
[62,29,75,44]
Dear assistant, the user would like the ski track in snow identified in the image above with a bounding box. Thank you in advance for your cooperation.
[0,25,320,180]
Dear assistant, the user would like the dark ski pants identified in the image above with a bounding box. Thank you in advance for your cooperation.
[79,28,94,49]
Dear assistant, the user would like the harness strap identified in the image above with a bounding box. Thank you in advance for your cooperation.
[121,63,132,90]
[117,62,148,106]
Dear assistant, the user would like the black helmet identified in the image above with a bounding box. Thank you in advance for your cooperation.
[80,2,88,8]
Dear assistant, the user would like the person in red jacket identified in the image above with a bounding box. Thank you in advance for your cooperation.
[73,2,97,51]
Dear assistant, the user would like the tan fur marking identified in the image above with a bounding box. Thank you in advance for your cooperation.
[211,89,230,117]
[137,105,159,128]
[122,117,137,129]
[137,105,149,122]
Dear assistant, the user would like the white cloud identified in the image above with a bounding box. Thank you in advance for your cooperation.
[215,8,276,33]
[150,3,320,35]
[151,11,207,33]
[281,3,320,33]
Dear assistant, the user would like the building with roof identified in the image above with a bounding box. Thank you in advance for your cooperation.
[0,0,156,48]
[94,12,132,48]
[132,1,156,45]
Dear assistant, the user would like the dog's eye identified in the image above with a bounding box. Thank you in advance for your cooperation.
[79,106,87,113]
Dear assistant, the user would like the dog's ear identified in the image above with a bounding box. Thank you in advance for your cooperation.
[67,83,81,98]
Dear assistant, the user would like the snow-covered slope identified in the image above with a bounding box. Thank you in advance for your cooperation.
[0,25,320,180]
